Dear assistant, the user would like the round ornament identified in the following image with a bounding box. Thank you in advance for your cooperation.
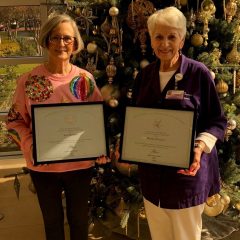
[87,42,97,54]
[215,80,228,94]
[109,97,119,108]
[209,70,215,80]
[180,0,188,6]
[140,59,150,69]
[109,6,119,17]
[227,119,237,130]
[190,33,204,47]
[70,74,94,100]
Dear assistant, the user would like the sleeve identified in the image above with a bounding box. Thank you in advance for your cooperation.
[6,74,33,159]
[195,132,217,153]
[197,67,227,142]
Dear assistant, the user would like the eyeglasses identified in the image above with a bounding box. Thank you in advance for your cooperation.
[49,35,75,45]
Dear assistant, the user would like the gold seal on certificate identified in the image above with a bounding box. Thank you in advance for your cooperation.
[31,102,107,165]
[120,106,196,168]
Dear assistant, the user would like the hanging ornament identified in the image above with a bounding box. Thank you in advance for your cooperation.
[106,57,117,84]
[209,70,216,80]
[126,0,155,55]
[186,8,196,35]
[197,0,216,46]
[236,70,240,88]
[73,6,97,36]
[224,0,237,23]
[101,5,123,58]
[175,0,182,9]
[140,59,150,69]
[86,42,98,74]
[204,194,225,217]
[87,41,98,54]
[216,79,229,95]
[227,118,237,130]
[109,97,119,108]
[190,33,204,47]
[226,42,240,64]
[180,0,188,6]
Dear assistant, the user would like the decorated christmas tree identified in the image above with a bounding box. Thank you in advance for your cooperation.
[62,0,240,220]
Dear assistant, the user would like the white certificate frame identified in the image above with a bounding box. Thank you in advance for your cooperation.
[31,102,107,165]
[120,106,196,168]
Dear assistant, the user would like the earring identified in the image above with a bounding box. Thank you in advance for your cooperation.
[179,49,182,55]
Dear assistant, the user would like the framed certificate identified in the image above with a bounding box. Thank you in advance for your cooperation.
[120,106,196,168]
[31,102,107,165]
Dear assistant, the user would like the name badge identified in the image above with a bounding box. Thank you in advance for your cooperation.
[165,90,185,100]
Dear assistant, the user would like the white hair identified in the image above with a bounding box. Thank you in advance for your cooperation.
[147,6,187,39]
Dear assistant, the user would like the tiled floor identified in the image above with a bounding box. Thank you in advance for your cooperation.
[0,157,240,240]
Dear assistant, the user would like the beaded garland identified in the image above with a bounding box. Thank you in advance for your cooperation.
[25,75,53,102]
[70,73,95,100]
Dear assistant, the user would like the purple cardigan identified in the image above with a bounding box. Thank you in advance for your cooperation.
[132,55,227,209]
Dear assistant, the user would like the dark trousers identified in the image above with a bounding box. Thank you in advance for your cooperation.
[30,168,93,240]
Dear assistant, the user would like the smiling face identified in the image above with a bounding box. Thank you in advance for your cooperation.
[47,21,76,63]
[151,24,184,64]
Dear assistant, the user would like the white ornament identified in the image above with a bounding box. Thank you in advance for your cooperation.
[87,42,98,54]
[209,70,215,80]
[140,59,149,69]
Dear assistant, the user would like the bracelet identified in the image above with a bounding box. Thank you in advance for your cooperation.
[194,142,204,151]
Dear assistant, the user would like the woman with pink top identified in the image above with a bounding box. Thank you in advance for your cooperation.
[6,14,105,240]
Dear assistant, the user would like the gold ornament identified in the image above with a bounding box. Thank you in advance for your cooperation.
[216,79,229,93]
[234,202,240,211]
[106,57,117,84]
[180,0,188,5]
[204,194,225,216]
[138,207,146,219]
[109,97,119,108]
[126,0,155,55]
[140,59,150,69]
[236,70,240,88]
[190,33,204,47]
[226,42,240,64]
[109,6,119,17]
[225,0,237,23]
[198,0,216,46]
[86,42,97,54]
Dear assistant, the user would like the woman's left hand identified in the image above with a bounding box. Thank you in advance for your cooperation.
[177,147,202,176]
[95,155,111,165]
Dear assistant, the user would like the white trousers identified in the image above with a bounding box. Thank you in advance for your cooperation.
[143,198,205,240]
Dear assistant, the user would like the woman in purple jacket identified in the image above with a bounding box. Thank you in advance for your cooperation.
[132,7,227,240]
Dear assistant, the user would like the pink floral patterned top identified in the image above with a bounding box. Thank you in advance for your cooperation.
[6,64,103,172]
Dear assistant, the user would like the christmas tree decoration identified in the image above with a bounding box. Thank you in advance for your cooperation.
[106,57,117,84]
[224,0,238,23]
[190,33,204,47]
[126,0,155,55]
[216,79,229,95]
[203,193,230,217]
[197,0,216,46]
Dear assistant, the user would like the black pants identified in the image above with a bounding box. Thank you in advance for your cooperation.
[30,168,93,240]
